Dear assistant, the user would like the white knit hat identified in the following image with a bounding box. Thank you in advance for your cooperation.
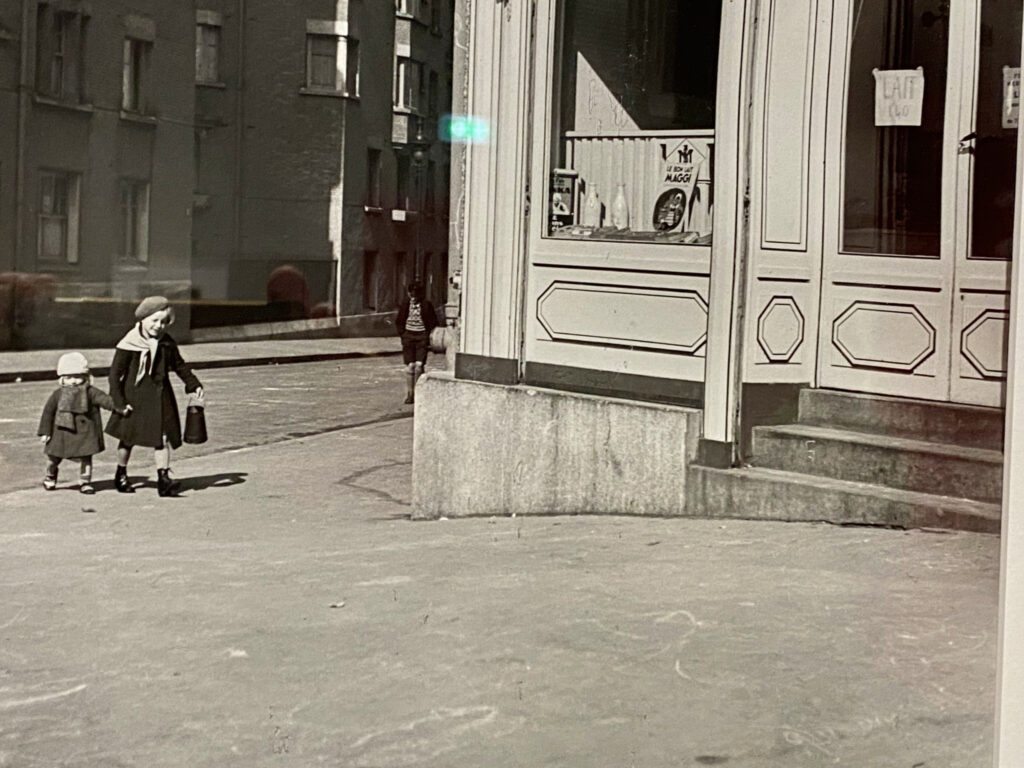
[56,352,90,377]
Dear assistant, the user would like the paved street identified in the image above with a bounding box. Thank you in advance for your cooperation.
[0,358,1002,767]
[0,356,410,493]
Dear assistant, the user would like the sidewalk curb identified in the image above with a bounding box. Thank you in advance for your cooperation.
[0,349,403,384]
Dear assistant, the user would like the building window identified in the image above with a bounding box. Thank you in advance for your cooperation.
[35,5,86,102]
[363,250,379,311]
[428,70,439,116]
[122,37,151,112]
[306,32,359,95]
[195,13,221,84]
[394,252,409,306]
[119,179,150,262]
[37,171,80,264]
[394,57,424,112]
[425,159,436,213]
[430,0,442,33]
[397,153,412,210]
[367,149,382,207]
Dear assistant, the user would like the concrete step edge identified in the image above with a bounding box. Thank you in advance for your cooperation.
[797,388,1004,450]
[799,387,1003,418]
[687,465,1001,533]
[753,423,1004,464]
[713,465,1001,513]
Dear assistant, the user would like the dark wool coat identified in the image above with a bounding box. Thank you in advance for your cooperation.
[38,384,117,459]
[105,333,202,449]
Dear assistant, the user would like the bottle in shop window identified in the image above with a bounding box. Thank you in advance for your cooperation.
[611,183,629,230]
[689,161,712,237]
[583,185,602,228]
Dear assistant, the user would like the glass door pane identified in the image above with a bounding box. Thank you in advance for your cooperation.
[969,0,1022,260]
[842,0,949,256]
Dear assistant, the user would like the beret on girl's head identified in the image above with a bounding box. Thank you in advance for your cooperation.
[134,296,171,320]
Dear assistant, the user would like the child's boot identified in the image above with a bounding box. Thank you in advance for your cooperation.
[78,459,94,494]
[114,465,134,494]
[157,468,181,497]
[43,463,58,491]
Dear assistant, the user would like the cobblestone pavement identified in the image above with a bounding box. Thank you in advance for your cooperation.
[0,357,411,493]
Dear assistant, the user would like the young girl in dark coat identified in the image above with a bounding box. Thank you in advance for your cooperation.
[38,352,130,494]
[105,297,204,497]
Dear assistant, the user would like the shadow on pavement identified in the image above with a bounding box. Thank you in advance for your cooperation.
[84,472,249,494]
[179,472,249,492]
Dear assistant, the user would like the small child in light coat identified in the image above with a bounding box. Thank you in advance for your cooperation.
[37,352,131,494]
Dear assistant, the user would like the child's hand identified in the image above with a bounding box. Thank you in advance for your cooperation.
[39,435,50,444]
[121,405,133,417]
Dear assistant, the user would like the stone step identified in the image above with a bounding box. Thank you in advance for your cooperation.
[685,465,1001,533]
[750,423,1003,503]
[798,388,1004,450]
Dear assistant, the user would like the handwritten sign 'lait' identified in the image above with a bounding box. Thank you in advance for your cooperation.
[873,67,924,127]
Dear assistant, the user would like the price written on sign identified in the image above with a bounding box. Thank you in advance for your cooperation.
[873,67,925,127]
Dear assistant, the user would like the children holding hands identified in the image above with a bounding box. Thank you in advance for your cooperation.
[37,296,205,498]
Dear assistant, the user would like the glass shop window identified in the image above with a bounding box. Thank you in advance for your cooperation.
[545,0,721,244]
[841,0,948,257]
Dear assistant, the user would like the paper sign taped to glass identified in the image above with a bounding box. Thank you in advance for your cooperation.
[1003,66,1020,129]
[652,138,711,237]
[873,67,924,127]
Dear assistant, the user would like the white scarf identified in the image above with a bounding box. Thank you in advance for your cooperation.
[116,324,160,385]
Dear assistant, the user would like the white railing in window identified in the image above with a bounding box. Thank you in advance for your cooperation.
[564,129,714,238]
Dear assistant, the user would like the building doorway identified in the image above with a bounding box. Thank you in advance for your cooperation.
[819,0,1020,406]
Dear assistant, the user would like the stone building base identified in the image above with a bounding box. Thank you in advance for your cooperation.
[411,372,703,519]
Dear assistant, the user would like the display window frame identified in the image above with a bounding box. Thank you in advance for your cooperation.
[527,0,724,274]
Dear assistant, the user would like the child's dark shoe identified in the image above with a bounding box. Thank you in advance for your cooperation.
[43,475,57,491]
[79,482,95,495]
[114,466,134,494]
[157,469,181,497]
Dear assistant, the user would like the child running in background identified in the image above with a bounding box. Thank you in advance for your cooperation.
[105,296,204,497]
[38,352,130,494]
[395,281,438,404]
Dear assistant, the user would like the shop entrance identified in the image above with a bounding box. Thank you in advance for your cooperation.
[819,0,1020,406]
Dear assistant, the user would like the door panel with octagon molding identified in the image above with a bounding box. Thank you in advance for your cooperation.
[819,0,1019,406]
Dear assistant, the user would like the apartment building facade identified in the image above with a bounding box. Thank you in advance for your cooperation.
[0,0,195,348]
[0,0,455,346]
[190,0,453,328]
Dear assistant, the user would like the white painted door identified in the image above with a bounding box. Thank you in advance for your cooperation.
[949,1,1021,405]
[819,0,1019,405]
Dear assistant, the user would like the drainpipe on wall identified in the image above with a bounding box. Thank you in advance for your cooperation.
[14,0,32,273]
